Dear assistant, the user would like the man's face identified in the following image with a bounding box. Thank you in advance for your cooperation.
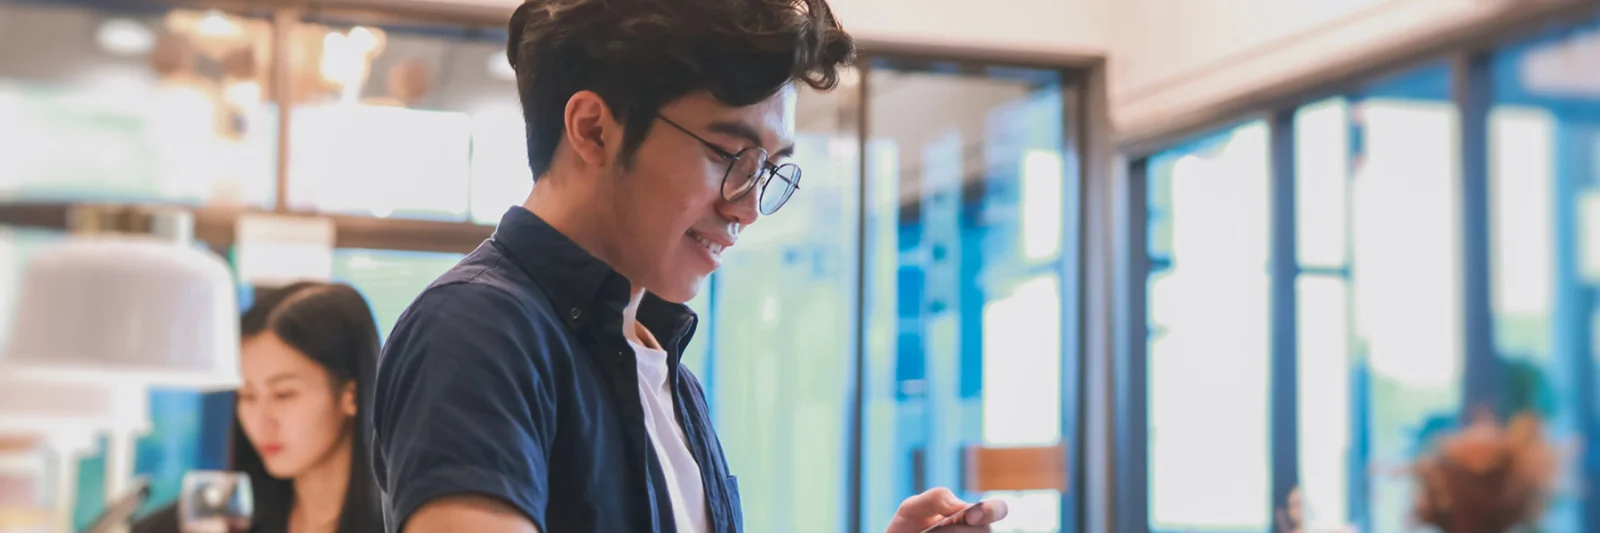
[602,87,797,303]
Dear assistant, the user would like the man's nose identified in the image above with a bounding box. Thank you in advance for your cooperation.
[718,183,763,226]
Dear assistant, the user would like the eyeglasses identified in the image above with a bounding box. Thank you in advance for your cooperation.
[657,115,801,216]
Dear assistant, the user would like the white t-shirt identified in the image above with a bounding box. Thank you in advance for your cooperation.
[630,339,710,533]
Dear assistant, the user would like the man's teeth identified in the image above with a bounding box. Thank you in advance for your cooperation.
[690,232,724,254]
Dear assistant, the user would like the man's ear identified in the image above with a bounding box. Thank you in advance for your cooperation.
[563,90,620,169]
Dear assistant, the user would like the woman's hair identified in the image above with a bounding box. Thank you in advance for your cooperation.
[231,282,383,533]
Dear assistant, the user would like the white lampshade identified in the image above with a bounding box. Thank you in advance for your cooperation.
[0,376,144,438]
[1,234,240,390]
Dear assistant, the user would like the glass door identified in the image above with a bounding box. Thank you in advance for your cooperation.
[861,60,1071,533]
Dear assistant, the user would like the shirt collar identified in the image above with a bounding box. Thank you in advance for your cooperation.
[490,206,698,356]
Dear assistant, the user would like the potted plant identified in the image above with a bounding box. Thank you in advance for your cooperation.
[1410,411,1559,533]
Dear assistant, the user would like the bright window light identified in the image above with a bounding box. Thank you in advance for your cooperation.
[1020,150,1063,262]
[981,275,1061,446]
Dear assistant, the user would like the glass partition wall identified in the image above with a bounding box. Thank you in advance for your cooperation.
[0,2,1085,532]
[1120,7,1600,533]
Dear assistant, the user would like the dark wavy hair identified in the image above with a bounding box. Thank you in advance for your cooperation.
[233,282,383,533]
[506,0,856,180]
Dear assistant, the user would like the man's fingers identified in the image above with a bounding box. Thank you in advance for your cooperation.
[960,499,1009,525]
[935,527,992,533]
[895,489,1010,532]
[898,487,967,519]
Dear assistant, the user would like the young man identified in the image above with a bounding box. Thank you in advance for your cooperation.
[370,0,1009,532]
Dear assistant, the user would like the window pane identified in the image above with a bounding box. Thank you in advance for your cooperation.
[1296,274,1351,530]
[1145,121,1271,531]
[861,64,1068,533]
[1349,64,1461,533]
[711,78,859,533]
[1292,97,1357,532]
[331,249,464,342]
[982,275,1061,447]
[0,2,278,207]
[287,20,524,221]
[1488,15,1600,531]
[1295,98,1350,269]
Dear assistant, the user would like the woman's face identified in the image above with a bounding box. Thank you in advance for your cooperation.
[236,333,355,479]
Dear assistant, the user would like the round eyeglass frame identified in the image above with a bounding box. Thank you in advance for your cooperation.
[720,146,802,216]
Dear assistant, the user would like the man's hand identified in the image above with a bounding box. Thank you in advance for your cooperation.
[886,488,1009,533]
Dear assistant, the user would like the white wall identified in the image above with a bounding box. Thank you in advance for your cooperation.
[419,0,1109,58]
[1108,0,1514,136]
[827,0,1106,57]
[412,0,1536,142]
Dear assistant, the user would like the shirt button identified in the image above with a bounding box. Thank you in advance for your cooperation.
[570,308,582,320]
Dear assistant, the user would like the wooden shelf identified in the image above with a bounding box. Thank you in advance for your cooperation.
[0,202,495,255]
[964,442,1068,493]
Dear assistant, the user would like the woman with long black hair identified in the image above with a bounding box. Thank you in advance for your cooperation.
[136,281,383,533]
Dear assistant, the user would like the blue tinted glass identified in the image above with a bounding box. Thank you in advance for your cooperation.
[133,389,205,516]
[1485,14,1600,532]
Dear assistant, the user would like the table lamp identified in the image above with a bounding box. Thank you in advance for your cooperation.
[2,206,240,389]
[0,205,242,529]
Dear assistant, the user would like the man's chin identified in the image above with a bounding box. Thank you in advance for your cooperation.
[649,274,710,304]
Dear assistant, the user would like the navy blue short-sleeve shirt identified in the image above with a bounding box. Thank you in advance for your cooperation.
[371,207,742,533]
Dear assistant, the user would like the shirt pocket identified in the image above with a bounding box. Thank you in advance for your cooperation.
[725,475,742,533]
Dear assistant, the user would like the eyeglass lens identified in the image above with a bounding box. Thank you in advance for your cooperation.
[722,148,800,215]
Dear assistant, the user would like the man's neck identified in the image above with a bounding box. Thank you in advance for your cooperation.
[525,185,660,348]
[524,180,617,266]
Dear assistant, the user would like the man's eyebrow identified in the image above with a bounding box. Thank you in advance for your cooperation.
[706,120,795,159]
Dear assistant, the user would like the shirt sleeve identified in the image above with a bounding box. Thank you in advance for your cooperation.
[371,282,559,532]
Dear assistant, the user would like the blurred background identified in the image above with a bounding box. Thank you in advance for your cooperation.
[0,0,1597,532]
